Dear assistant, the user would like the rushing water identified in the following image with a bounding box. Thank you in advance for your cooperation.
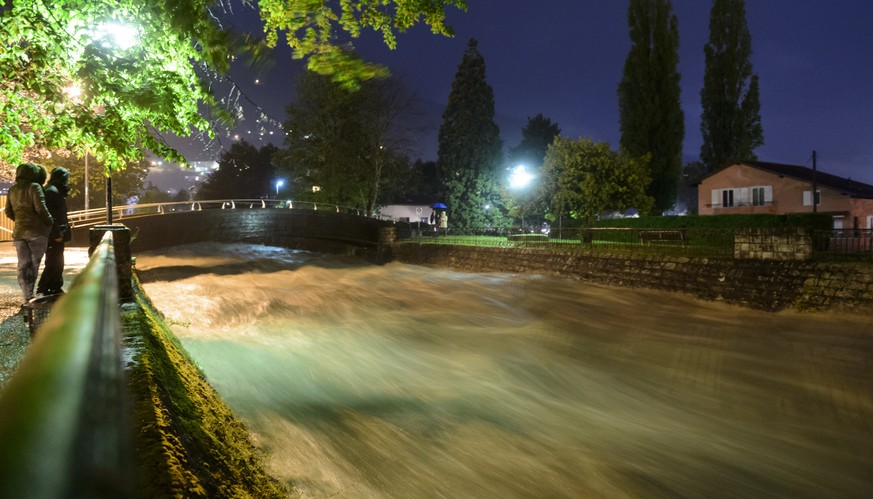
[136,243,873,498]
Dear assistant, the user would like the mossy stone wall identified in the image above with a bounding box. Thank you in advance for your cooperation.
[391,243,873,314]
[124,276,289,498]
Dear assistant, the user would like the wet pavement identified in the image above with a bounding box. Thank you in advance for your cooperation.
[0,245,89,390]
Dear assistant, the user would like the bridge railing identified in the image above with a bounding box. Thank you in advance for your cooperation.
[67,198,394,228]
[0,230,134,498]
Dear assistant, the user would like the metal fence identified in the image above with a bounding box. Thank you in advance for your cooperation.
[402,226,873,261]
[812,229,873,259]
[0,230,134,498]
[404,226,736,258]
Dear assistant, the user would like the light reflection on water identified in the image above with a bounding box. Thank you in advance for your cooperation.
[137,243,873,498]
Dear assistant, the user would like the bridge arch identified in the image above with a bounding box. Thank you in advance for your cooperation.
[69,205,403,257]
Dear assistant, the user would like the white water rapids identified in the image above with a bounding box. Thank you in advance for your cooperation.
[136,242,873,498]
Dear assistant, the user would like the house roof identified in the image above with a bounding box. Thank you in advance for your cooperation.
[716,161,873,199]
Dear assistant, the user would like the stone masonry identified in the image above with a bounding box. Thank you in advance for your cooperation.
[392,243,873,314]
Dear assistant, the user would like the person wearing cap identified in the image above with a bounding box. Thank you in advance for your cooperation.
[5,163,53,304]
[37,167,71,296]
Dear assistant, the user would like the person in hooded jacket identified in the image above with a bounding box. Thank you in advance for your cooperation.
[37,167,71,296]
[5,163,53,304]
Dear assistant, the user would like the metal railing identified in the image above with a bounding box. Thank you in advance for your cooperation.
[402,226,873,261]
[813,229,873,259]
[403,226,737,258]
[0,230,133,498]
[66,198,392,229]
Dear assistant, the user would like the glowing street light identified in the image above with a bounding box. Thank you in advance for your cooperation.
[509,164,534,190]
[275,179,285,197]
[68,22,139,216]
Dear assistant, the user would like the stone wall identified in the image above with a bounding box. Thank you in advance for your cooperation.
[734,228,813,260]
[391,243,873,314]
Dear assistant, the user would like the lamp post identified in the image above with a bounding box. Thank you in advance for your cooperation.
[68,23,138,218]
[275,179,285,197]
[84,152,89,211]
[509,164,534,231]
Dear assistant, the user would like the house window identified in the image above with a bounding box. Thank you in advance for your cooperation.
[751,186,772,206]
[752,187,764,206]
[803,190,821,207]
[722,189,734,207]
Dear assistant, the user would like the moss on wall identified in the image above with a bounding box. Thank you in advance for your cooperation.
[123,275,290,498]
[392,243,873,315]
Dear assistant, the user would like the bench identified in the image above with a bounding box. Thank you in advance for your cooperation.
[639,229,686,245]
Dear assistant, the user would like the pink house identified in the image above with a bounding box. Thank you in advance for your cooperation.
[697,161,873,230]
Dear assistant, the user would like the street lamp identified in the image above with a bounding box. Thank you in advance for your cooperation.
[67,22,139,218]
[509,164,533,190]
[509,164,536,230]
[275,179,285,197]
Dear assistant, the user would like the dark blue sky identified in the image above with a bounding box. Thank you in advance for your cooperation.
[209,0,873,184]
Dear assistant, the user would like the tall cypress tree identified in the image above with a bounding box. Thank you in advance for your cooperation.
[437,38,505,228]
[618,0,684,215]
[699,0,763,172]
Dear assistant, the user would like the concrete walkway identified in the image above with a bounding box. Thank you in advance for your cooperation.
[0,244,89,389]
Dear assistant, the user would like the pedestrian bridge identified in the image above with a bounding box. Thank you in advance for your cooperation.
[63,199,403,254]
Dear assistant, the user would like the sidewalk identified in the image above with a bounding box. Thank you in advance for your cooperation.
[0,244,89,389]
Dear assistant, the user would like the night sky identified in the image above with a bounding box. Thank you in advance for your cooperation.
[185,0,873,186]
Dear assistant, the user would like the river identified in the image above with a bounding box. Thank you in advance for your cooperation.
[135,242,873,498]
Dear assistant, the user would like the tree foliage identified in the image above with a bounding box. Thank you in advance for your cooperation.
[437,38,506,228]
[0,0,234,172]
[276,71,418,214]
[699,0,763,172]
[259,0,467,89]
[537,137,653,225]
[618,0,684,215]
[138,182,175,205]
[197,141,278,200]
[508,113,561,170]
[0,0,465,176]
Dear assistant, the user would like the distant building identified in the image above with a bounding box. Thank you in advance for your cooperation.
[697,161,873,229]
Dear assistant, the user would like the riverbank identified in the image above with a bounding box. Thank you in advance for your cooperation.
[124,275,289,497]
[0,247,92,390]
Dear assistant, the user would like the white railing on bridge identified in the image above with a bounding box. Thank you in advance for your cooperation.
[61,199,398,230]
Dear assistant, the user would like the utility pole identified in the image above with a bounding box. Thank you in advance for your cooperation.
[812,150,817,213]
[84,152,89,211]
